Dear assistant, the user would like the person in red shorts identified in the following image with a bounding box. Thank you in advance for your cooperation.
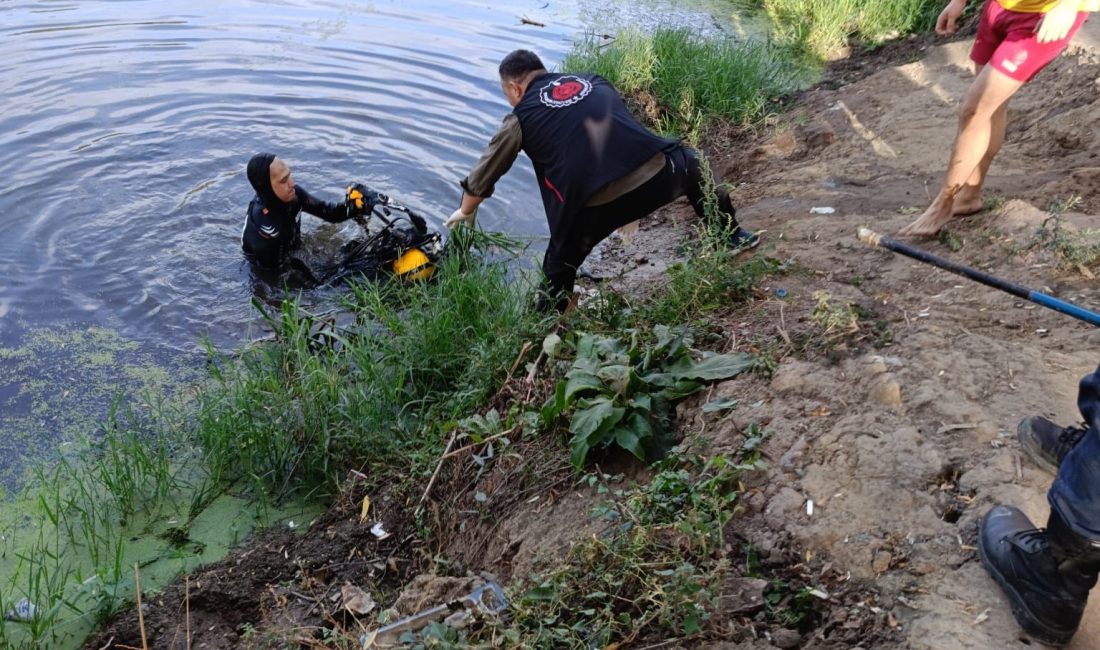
[900,0,1096,236]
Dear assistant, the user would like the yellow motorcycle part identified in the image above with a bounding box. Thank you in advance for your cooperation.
[393,248,435,281]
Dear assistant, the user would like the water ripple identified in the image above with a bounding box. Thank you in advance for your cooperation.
[0,0,735,353]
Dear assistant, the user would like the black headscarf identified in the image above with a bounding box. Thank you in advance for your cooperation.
[247,152,296,215]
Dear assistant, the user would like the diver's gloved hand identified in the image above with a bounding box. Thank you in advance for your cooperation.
[444,207,477,230]
[345,183,387,217]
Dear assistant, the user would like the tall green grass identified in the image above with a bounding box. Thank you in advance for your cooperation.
[564,1,948,139]
[563,28,800,140]
[734,0,945,61]
[195,238,546,500]
[0,232,546,648]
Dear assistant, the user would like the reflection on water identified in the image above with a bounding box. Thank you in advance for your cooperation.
[0,0,738,352]
[0,0,740,475]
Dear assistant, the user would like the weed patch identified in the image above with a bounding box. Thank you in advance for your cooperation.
[469,452,760,647]
[736,0,950,61]
[563,28,800,138]
[809,291,893,354]
[1032,213,1100,273]
[580,250,783,336]
[196,242,545,500]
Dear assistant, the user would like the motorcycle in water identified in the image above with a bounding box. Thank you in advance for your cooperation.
[312,187,444,287]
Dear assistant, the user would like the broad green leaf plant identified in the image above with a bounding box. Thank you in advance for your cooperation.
[540,325,754,469]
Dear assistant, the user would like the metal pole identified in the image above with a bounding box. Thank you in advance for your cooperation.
[857,227,1100,327]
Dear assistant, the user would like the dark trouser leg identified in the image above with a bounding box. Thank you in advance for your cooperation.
[678,146,739,231]
[977,363,1100,645]
[1049,363,1100,539]
[538,151,688,312]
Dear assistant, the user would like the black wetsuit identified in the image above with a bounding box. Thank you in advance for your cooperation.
[242,152,354,271]
[241,186,353,270]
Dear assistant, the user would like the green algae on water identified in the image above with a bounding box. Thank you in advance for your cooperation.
[0,324,198,491]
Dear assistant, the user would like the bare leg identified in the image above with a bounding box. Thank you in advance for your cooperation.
[955,96,1007,215]
[900,66,1024,236]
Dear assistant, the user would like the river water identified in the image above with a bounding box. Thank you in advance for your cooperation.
[0,0,745,481]
[0,4,754,644]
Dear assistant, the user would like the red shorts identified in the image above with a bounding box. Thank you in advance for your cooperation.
[970,0,1089,81]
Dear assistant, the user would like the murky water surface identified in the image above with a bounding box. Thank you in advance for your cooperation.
[0,2,746,645]
[0,0,739,471]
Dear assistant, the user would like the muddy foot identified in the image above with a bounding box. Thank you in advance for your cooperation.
[952,186,984,216]
[900,197,955,237]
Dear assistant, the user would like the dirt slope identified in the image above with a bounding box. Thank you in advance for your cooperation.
[594,25,1100,649]
[86,26,1100,650]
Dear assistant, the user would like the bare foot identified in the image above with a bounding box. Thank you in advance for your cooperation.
[900,193,955,237]
[952,185,984,216]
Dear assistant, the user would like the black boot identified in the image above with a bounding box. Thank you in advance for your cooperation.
[979,505,1100,645]
[715,190,760,252]
[1017,416,1088,475]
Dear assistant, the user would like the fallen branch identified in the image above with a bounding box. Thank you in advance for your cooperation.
[520,15,545,27]
[134,564,149,650]
[439,427,516,461]
[506,341,534,383]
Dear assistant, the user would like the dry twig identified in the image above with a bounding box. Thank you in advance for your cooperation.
[134,563,149,650]
[418,430,458,509]
[185,575,192,649]
[439,427,515,461]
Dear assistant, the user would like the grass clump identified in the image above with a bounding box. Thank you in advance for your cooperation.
[739,0,947,61]
[196,235,546,500]
[1033,213,1100,273]
[470,452,759,647]
[563,28,799,138]
[582,248,783,335]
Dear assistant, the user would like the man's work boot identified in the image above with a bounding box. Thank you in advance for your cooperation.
[1017,416,1088,475]
[979,505,1100,646]
[729,226,760,252]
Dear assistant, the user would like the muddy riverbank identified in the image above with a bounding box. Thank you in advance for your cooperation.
[87,17,1100,650]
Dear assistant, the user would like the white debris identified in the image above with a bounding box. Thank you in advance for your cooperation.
[370,522,391,540]
[5,598,35,621]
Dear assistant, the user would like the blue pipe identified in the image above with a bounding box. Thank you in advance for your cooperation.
[857,228,1100,328]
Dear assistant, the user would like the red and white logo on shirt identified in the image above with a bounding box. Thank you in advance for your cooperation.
[539,75,592,108]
